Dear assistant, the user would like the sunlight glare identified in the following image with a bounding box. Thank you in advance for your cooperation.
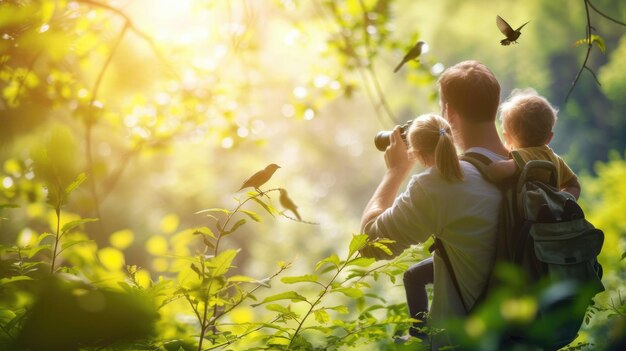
[313,74,330,88]
[17,228,35,247]
[221,137,234,149]
[237,127,250,138]
[293,86,308,99]
[251,120,265,134]
[303,108,315,120]
[431,62,445,75]
[282,104,295,118]
[2,177,14,188]
[329,81,341,90]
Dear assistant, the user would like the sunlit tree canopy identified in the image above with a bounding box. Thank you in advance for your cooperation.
[1,0,625,350]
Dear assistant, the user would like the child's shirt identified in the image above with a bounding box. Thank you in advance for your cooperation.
[513,145,576,188]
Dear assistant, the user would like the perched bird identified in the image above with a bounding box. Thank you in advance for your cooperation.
[279,188,301,221]
[496,15,529,46]
[238,163,281,192]
[394,40,425,73]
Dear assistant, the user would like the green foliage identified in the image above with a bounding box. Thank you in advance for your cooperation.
[1,0,625,350]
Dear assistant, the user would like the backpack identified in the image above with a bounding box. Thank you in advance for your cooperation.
[430,150,605,350]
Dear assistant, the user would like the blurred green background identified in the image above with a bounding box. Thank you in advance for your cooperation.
[1,0,625,350]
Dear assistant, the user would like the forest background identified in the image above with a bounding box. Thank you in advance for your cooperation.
[1,0,625,350]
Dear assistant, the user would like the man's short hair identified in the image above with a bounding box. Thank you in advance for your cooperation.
[438,60,500,123]
[500,88,558,147]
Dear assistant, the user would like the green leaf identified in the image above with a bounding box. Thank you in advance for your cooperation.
[251,291,308,307]
[0,276,33,285]
[591,34,606,53]
[190,263,202,277]
[0,204,19,209]
[266,304,292,314]
[36,233,55,245]
[60,218,99,236]
[223,218,246,236]
[280,274,319,284]
[621,251,626,261]
[331,287,363,298]
[60,239,93,252]
[64,172,88,195]
[250,197,276,217]
[313,309,330,324]
[573,35,606,54]
[206,249,239,277]
[195,208,231,215]
[240,209,262,222]
[371,241,393,256]
[193,226,216,239]
[27,244,52,258]
[0,309,16,324]
[328,305,349,314]
[346,256,376,267]
[348,234,369,257]
[316,254,341,271]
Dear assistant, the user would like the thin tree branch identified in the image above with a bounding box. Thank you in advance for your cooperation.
[312,0,393,127]
[584,65,601,85]
[565,0,595,102]
[357,0,398,124]
[99,144,143,203]
[12,50,42,105]
[75,0,180,80]
[588,0,626,26]
[84,22,128,226]
[89,23,129,106]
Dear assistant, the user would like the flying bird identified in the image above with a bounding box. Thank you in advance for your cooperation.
[496,15,529,46]
[238,163,281,193]
[394,40,425,73]
[279,188,301,221]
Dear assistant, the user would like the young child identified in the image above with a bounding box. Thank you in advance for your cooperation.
[487,88,581,199]
[401,113,463,339]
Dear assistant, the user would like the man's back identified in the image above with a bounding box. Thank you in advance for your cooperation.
[362,148,505,322]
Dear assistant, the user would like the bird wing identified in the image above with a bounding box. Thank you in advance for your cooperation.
[239,169,264,189]
[394,42,422,73]
[515,21,530,32]
[496,15,515,36]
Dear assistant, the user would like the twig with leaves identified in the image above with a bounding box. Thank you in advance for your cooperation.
[190,188,298,350]
[566,0,626,101]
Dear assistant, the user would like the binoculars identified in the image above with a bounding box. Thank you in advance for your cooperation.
[374,120,412,151]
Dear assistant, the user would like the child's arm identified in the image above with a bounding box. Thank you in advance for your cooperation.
[486,159,518,182]
[562,176,581,200]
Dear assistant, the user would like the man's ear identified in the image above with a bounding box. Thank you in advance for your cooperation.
[444,103,458,123]
[546,131,554,144]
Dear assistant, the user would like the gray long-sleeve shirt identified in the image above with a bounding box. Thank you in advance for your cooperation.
[362,147,505,349]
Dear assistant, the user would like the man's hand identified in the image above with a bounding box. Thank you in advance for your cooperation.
[360,126,415,231]
[384,126,416,176]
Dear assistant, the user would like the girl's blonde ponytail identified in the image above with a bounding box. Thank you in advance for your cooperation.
[408,114,464,182]
[435,127,464,182]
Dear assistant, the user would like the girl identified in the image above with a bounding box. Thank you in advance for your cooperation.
[402,113,463,339]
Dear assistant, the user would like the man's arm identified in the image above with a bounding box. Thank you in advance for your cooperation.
[360,127,416,231]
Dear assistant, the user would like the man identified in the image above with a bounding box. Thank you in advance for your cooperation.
[360,60,509,348]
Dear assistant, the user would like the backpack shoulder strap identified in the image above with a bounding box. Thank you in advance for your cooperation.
[460,151,493,180]
[510,150,526,170]
[429,238,469,313]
